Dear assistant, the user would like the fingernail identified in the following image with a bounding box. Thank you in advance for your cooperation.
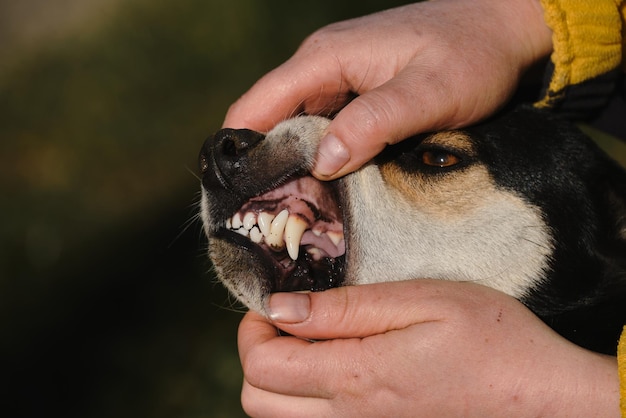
[315,134,350,177]
[265,292,311,323]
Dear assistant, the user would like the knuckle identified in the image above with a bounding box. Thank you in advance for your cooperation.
[300,27,334,52]
[337,94,397,146]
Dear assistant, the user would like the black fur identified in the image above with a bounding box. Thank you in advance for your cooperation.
[468,108,626,354]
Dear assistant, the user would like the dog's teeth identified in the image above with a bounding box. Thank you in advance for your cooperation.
[312,228,323,237]
[250,226,262,243]
[257,212,274,237]
[243,212,256,230]
[285,215,307,261]
[266,209,289,251]
[307,247,322,260]
[327,231,343,246]
[225,218,232,229]
[235,227,248,237]
[231,213,243,229]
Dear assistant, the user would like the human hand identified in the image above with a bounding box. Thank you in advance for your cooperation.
[223,0,552,180]
[238,280,620,417]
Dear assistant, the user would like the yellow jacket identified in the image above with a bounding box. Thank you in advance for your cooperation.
[537,1,625,414]
[621,329,626,417]
[537,0,624,112]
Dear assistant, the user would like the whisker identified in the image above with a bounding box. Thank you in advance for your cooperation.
[185,165,201,182]
[519,225,553,251]
[168,213,201,249]
[519,236,552,251]
[212,298,248,315]
[208,278,249,314]
[288,96,309,119]
[167,192,205,248]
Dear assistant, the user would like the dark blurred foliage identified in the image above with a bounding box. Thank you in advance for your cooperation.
[1,1,624,417]
[0,0,413,417]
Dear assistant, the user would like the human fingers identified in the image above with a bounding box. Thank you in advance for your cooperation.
[238,282,451,399]
[308,0,554,180]
[238,311,375,401]
[237,312,333,399]
[241,379,331,418]
[221,5,411,133]
[259,282,620,417]
[240,282,620,417]
[222,52,353,133]
[311,65,465,180]
[238,299,442,416]
[264,280,485,340]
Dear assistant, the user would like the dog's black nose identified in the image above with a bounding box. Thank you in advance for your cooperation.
[199,126,275,217]
[199,128,265,176]
[215,128,265,157]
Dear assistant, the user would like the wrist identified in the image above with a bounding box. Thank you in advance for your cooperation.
[490,0,553,71]
[524,348,620,417]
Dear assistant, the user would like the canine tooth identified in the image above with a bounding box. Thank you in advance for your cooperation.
[250,226,262,243]
[243,212,256,230]
[327,231,343,246]
[285,215,307,260]
[232,213,243,229]
[257,212,274,237]
[266,209,289,250]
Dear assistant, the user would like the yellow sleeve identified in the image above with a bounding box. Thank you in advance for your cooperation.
[536,0,625,108]
[617,326,626,418]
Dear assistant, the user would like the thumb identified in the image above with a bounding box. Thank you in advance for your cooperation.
[312,71,456,180]
[265,280,466,340]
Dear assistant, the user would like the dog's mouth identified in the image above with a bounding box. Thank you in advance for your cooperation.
[216,175,346,293]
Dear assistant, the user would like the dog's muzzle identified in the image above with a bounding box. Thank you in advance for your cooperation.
[199,126,347,293]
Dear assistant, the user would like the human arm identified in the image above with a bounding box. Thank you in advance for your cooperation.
[239,281,621,418]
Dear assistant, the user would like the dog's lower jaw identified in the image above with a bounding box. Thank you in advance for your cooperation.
[209,238,270,314]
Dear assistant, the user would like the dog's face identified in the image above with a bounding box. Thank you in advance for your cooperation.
[199,106,626,354]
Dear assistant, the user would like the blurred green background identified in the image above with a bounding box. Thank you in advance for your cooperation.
[0,0,413,417]
[1,1,624,417]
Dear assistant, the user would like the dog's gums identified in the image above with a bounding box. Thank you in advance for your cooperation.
[221,175,346,293]
[225,176,345,261]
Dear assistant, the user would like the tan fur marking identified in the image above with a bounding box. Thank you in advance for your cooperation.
[380,163,497,219]
[420,131,476,156]
[380,129,495,219]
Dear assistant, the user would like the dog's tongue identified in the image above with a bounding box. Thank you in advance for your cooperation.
[299,230,344,259]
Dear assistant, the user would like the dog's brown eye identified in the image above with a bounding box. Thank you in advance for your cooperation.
[421,150,460,168]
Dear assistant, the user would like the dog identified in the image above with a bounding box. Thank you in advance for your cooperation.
[199,105,626,355]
